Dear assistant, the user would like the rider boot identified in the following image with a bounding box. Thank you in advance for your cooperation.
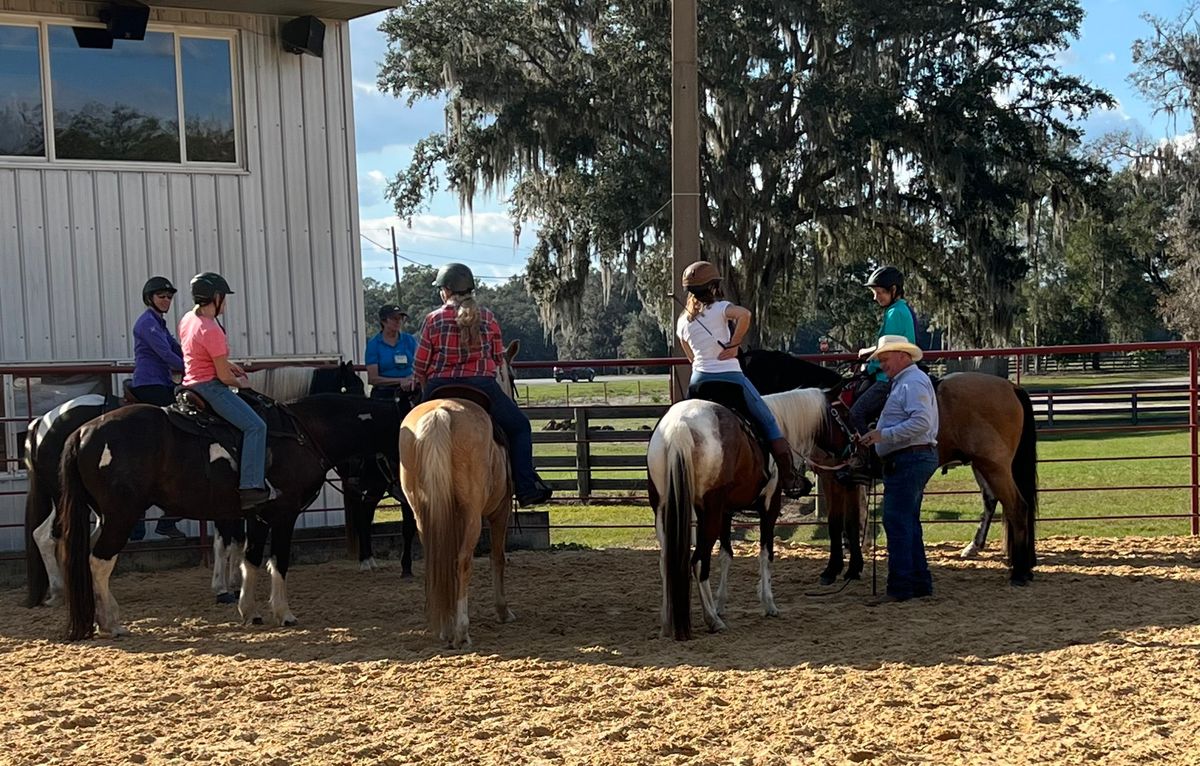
[836,442,875,486]
[768,438,811,499]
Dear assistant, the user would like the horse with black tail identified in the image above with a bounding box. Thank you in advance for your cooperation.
[24,361,364,608]
[648,387,826,640]
[59,393,400,640]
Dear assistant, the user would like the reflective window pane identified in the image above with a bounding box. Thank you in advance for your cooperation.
[0,25,45,157]
[49,26,180,162]
[182,37,235,163]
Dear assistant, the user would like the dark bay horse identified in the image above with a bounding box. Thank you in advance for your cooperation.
[24,362,364,608]
[59,394,402,639]
[647,388,826,640]
[744,352,1039,586]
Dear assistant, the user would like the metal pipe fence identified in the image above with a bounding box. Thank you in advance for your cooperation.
[1,341,1197,566]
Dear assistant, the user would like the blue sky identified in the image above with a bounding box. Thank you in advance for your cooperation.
[346,1,1193,284]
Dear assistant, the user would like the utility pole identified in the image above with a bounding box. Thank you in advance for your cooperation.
[389,226,402,304]
[670,0,699,402]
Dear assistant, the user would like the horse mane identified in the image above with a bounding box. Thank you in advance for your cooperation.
[763,388,828,457]
[245,367,312,402]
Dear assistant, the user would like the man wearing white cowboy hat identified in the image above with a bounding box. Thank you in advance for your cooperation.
[856,334,940,605]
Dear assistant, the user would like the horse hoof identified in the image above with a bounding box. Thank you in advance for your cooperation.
[497,609,516,624]
[707,619,728,633]
[252,616,264,625]
[1009,577,1030,588]
[283,618,298,627]
[763,607,779,618]
[819,574,836,586]
[216,592,238,605]
[960,544,981,559]
[400,571,414,580]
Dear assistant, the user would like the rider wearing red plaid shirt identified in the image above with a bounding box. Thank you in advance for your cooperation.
[414,263,553,507]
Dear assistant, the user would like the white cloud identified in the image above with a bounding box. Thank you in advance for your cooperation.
[357,212,540,283]
[1100,52,1117,64]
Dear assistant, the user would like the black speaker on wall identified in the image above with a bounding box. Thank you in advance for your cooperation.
[282,15,325,58]
[99,0,150,41]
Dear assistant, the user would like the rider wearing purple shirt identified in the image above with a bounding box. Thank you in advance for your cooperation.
[131,276,185,403]
[129,276,187,540]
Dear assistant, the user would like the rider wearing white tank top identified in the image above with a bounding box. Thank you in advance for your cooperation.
[675,300,742,374]
[675,260,808,498]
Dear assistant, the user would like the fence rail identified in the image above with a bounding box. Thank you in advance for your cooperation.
[1,340,1198,564]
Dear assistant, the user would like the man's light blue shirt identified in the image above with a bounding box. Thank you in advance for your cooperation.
[875,363,939,457]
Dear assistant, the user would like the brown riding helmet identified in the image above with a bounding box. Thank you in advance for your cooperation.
[682,260,721,287]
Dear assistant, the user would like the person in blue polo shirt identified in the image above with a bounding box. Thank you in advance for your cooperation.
[365,304,419,400]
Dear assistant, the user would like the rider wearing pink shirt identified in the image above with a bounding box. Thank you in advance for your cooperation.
[179,272,270,509]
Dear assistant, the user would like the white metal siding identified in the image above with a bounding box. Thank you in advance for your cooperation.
[0,2,369,548]
[0,2,365,366]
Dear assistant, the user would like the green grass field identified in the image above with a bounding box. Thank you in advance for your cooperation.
[377,425,1196,550]
[378,367,1195,549]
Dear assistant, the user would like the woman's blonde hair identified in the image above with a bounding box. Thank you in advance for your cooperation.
[447,293,482,350]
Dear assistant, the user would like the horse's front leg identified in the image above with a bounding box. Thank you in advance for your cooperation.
[692,516,726,633]
[238,517,269,625]
[266,513,299,627]
[844,484,866,581]
[399,492,417,579]
[758,494,781,617]
[820,478,846,585]
[714,515,733,617]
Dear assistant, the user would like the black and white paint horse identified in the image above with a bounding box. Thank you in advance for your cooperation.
[23,362,364,608]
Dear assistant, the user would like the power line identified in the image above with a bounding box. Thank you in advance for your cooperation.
[362,263,515,282]
[362,225,537,254]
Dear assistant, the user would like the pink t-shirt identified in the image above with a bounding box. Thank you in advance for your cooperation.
[178,311,230,386]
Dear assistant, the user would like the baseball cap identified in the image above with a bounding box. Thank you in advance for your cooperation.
[378,304,408,321]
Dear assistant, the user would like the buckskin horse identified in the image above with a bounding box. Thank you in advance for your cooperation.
[647,387,826,640]
[24,362,364,608]
[742,350,1038,586]
[398,342,521,649]
[59,393,402,639]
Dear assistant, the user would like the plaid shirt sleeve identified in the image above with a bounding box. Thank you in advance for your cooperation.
[414,314,435,381]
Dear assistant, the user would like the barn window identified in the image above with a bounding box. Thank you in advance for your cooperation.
[0,18,239,167]
[0,24,45,157]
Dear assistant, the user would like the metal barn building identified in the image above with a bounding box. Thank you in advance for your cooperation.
[0,0,391,550]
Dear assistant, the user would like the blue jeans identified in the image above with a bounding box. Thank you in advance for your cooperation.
[881,450,939,599]
[424,376,538,497]
[192,380,267,489]
[689,370,783,441]
[849,378,890,435]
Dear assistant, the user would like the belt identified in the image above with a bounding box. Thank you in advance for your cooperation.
[886,443,936,458]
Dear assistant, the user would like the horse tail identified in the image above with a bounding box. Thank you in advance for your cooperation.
[23,418,52,608]
[410,407,464,637]
[662,423,695,641]
[1013,386,1039,570]
[59,431,96,640]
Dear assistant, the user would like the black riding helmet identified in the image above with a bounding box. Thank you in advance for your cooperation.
[191,272,234,306]
[141,276,177,307]
[866,265,904,298]
[432,262,475,294]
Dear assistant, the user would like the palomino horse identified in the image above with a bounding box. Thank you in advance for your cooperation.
[744,364,1039,586]
[23,362,364,608]
[647,387,825,640]
[59,394,402,639]
[398,342,520,648]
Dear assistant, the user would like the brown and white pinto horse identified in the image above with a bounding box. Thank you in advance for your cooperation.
[398,342,520,648]
[647,389,826,640]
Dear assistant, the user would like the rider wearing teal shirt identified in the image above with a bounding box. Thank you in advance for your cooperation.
[842,266,920,484]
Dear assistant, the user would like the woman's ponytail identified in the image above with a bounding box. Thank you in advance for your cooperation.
[450,294,482,350]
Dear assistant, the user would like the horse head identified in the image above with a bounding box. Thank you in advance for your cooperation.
[497,339,520,400]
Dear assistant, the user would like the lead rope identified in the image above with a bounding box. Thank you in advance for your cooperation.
[870,476,880,596]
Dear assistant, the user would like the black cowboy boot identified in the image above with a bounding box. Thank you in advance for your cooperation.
[835,443,874,486]
[769,438,811,499]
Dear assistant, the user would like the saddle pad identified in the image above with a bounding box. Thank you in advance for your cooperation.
[165,392,300,464]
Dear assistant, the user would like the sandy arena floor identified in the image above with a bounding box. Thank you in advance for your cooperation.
[1,536,1199,765]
